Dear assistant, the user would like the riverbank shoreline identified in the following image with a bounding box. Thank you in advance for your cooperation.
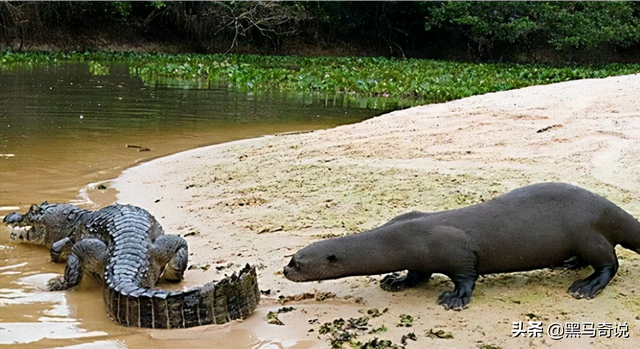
[112,74,640,348]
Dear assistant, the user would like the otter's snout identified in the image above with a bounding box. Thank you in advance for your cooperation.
[283,256,303,281]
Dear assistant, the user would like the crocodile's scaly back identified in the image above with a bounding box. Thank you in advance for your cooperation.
[3,202,261,329]
[98,204,260,328]
[99,204,163,292]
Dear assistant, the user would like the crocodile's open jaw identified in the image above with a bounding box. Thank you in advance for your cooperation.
[4,211,36,243]
[3,204,49,245]
[7,224,34,242]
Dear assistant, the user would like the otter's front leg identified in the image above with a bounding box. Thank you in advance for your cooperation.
[380,270,431,291]
[437,275,476,311]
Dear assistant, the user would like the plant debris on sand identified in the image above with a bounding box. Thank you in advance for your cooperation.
[113,74,640,348]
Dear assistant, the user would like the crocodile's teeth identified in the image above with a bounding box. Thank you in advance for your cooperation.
[8,225,32,242]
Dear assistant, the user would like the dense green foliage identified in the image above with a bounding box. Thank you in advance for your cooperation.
[1,1,639,62]
[3,51,639,110]
[425,2,640,61]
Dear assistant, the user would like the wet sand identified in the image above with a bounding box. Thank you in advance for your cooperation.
[111,74,640,348]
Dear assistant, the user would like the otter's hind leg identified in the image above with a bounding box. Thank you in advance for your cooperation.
[568,235,619,299]
[380,270,431,291]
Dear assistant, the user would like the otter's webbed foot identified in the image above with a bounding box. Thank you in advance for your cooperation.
[568,264,617,299]
[437,277,475,311]
[380,270,431,291]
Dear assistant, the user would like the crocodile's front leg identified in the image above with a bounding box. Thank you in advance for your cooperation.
[48,238,108,291]
[50,237,73,263]
[152,235,188,282]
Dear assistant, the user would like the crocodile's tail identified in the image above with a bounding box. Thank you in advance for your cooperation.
[103,264,260,328]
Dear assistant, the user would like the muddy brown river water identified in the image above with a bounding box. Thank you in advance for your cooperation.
[0,63,384,348]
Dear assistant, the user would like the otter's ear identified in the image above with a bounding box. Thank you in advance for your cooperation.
[327,255,337,263]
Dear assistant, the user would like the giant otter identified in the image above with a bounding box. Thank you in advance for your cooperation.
[284,183,640,310]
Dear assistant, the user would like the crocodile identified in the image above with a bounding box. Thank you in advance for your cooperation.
[3,202,260,328]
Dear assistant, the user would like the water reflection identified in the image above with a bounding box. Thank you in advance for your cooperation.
[0,63,384,348]
[0,63,382,209]
[1,322,108,345]
[0,235,110,348]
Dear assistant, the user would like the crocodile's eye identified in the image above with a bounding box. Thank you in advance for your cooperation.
[327,255,337,263]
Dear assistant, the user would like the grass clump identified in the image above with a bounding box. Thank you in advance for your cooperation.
[318,316,404,349]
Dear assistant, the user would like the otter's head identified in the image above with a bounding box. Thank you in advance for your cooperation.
[3,202,77,247]
[283,239,357,282]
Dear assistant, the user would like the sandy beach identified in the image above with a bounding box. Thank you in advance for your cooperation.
[112,74,640,348]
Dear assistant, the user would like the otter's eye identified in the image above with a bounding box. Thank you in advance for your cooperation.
[287,258,300,270]
[327,255,337,263]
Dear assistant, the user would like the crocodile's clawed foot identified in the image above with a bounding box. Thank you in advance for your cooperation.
[47,275,70,291]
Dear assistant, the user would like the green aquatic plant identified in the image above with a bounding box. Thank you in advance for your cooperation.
[88,61,109,76]
[398,314,414,327]
[317,316,404,349]
[2,51,639,110]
